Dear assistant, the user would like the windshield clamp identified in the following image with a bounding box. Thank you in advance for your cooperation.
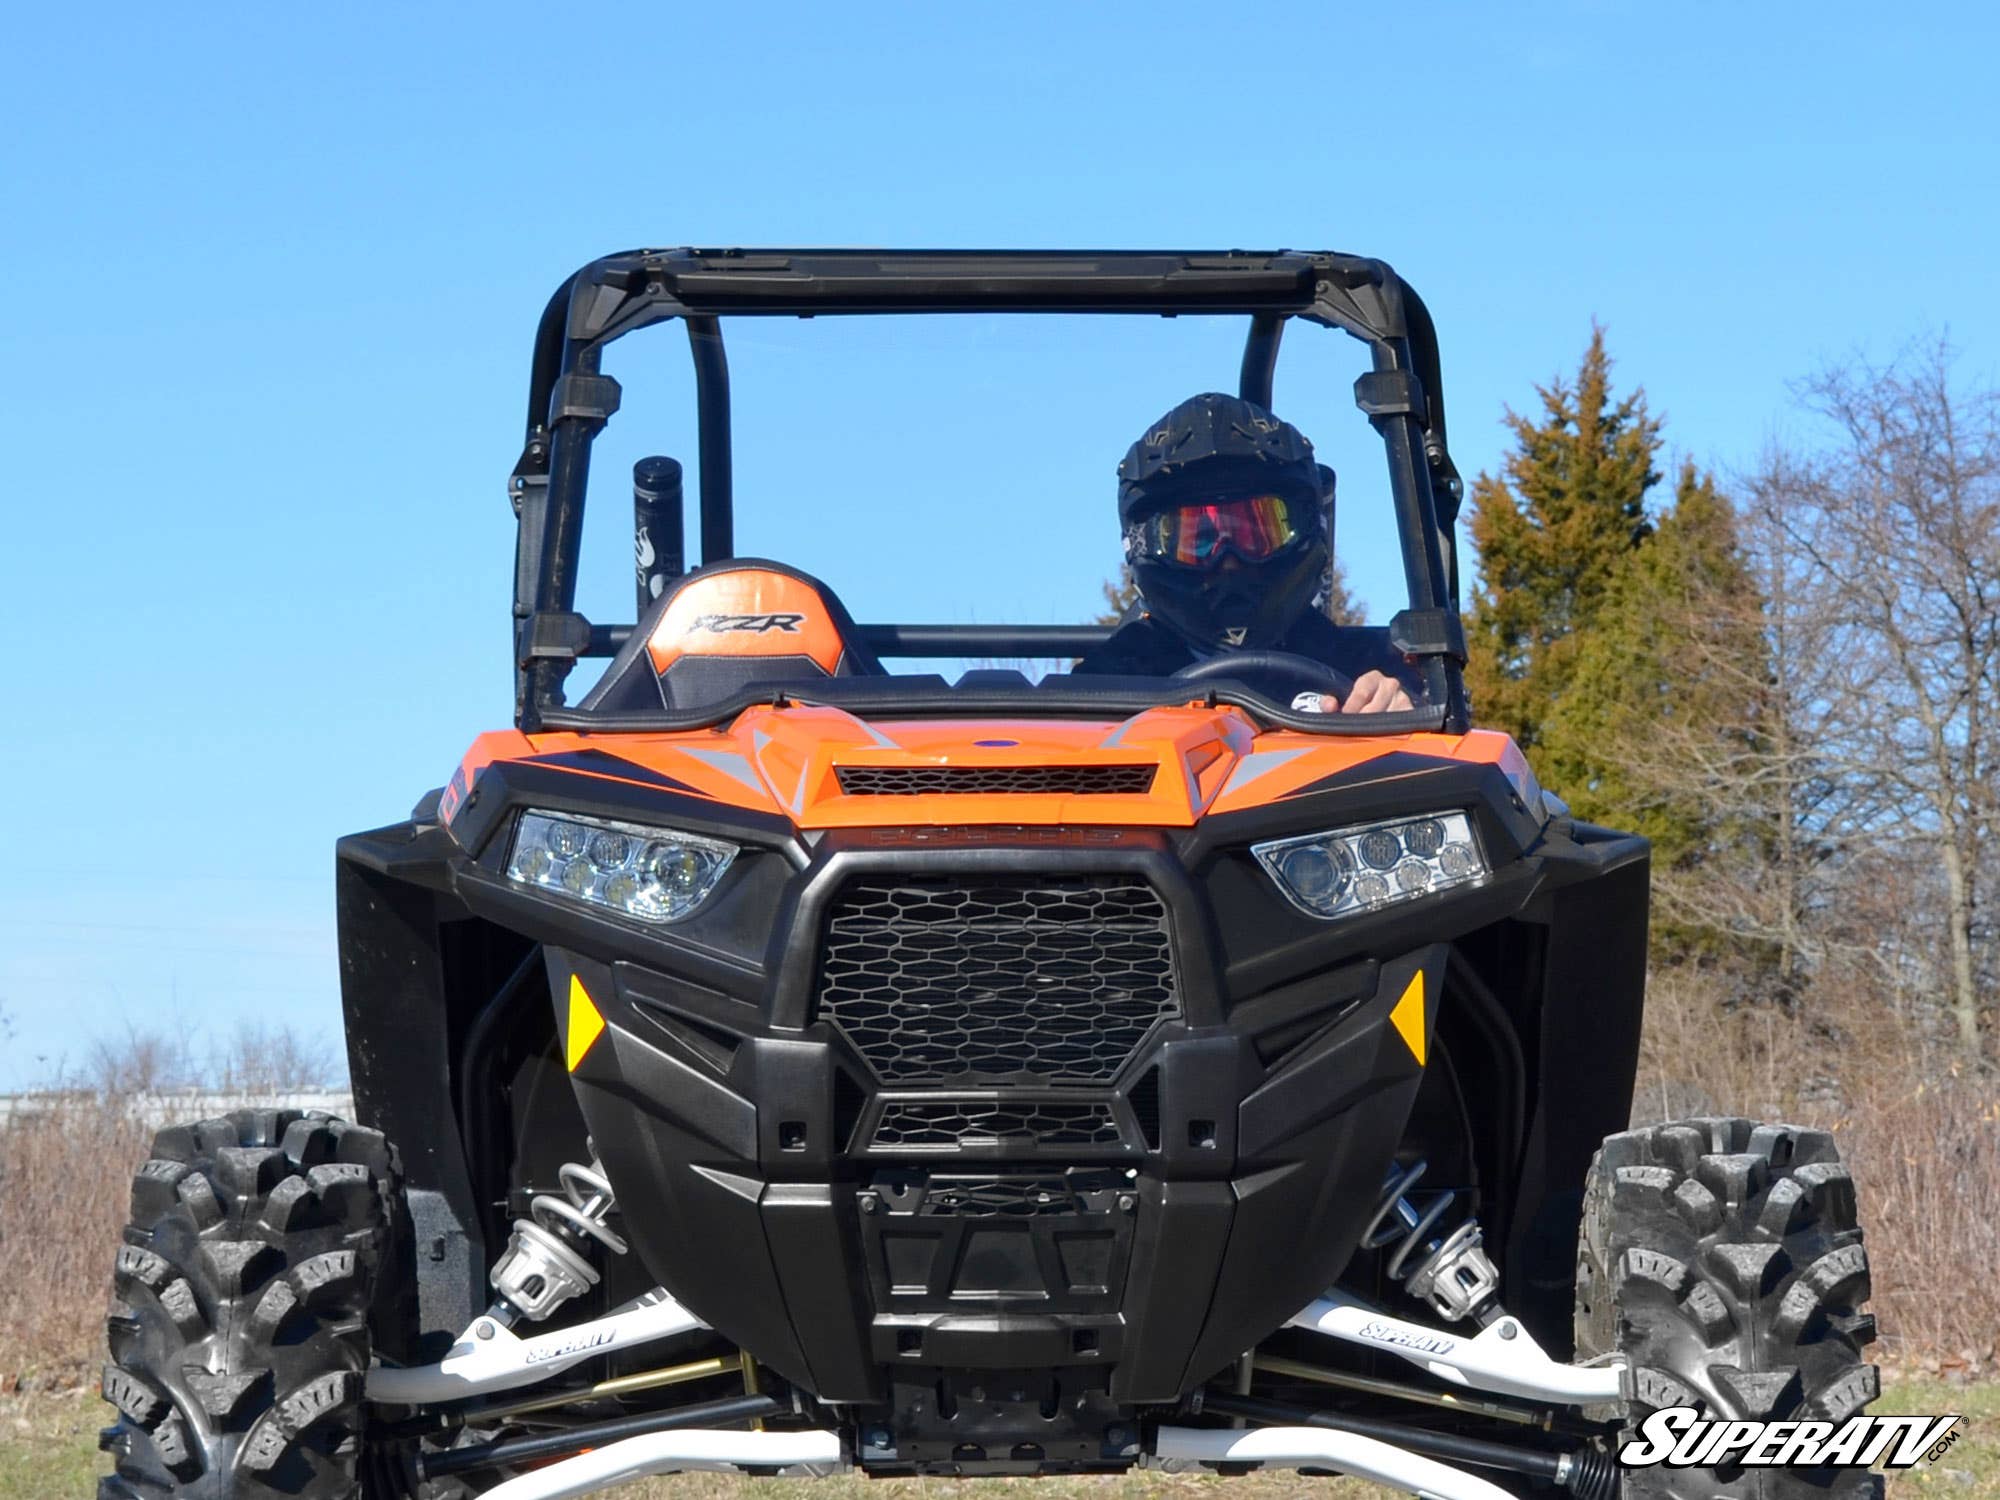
[1354,370,1429,426]
[1389,607,1467,664]
[519,611,594,666]
[551,372,622,428]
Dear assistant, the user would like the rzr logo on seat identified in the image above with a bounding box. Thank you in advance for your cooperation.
[691,612,806,635]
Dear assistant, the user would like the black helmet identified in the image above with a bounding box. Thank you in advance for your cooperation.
[1118,393,1331,650]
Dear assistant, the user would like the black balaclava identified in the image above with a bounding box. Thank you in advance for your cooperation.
[1118,392,1331,651]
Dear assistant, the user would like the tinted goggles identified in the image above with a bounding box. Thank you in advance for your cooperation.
[1130,494,1306,566]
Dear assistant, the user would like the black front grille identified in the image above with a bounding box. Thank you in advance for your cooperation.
[916,1173,1122,1217]
[835,764,1157,796]
[871,1101,1123,1151]
[818,875,1179,1086]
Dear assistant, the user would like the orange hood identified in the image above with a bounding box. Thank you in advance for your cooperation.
[444,706,1540,830]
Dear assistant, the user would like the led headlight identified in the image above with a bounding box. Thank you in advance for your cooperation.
[507,811,737,924]
[1253,811,1486,919]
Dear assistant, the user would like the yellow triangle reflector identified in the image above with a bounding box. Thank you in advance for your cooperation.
[566,974,607,1072]
[1389,970,1426,1067]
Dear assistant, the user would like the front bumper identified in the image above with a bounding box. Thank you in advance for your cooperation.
[544,827,1453,1405]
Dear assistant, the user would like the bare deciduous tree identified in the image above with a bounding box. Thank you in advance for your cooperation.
[211,1021,342,1094]
[1773,340,2000,1063]
[86,1026,196,1096]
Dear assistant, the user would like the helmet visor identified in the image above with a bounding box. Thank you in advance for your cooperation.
[1130,494,1307,567]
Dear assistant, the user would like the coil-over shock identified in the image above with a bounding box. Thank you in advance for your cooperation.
[487,1152,629,1325]
[1360,1159,1504,1325]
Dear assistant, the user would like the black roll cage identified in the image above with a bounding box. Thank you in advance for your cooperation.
[509,249,1469,733]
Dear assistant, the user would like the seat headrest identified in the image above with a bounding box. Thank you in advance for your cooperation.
[643,563,862,677]
[576,559,882,714]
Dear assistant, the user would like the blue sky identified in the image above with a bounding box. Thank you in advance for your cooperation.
[3,5,1996,1087]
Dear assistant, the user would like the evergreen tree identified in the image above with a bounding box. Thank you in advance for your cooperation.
[1464,327,1661,747]
[1539,461,1764,868]
[1542,462,1790,983]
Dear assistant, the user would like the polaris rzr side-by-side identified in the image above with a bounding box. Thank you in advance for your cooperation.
[99,250,1881,1500]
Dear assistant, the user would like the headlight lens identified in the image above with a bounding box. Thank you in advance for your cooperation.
[1254,811,1486,919]
[507,811,737,924]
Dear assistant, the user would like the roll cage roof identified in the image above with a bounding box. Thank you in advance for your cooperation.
[510,249,1470,733]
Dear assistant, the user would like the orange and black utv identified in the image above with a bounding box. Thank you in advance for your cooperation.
[100,251,1880,1500]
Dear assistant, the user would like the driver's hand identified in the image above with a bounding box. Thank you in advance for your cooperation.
[1340,671,1413,714]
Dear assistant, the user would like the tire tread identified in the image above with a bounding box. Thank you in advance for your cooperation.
[1576,1115,1883,1500]
[99,1110,399,1499]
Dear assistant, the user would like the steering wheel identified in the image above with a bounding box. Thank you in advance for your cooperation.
[1171,650,1356,708]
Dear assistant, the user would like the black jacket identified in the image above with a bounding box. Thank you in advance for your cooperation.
[1074,609,1417,692]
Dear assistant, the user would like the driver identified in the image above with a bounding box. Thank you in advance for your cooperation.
[1074,392,1414,714]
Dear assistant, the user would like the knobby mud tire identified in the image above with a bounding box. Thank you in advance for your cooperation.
[1575,1116,1882,1500]
[99,1109,401,1499]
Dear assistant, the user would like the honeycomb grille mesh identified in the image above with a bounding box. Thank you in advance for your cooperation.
[921,1176,1088,1217]
[818,876,1178,1086]
[835,764,1157,796]
[870,1101,1123,1151]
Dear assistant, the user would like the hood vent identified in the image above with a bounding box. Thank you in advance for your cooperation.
[835,764,1157,796]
